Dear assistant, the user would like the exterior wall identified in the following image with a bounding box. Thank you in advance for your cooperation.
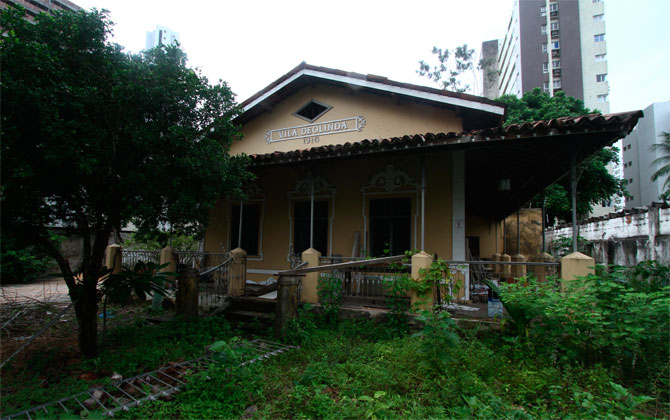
[232,84,462,156]
[203,151,503,283]
[545,205,670,265]
[0,0,81,19]
[518,0,546,96]
[578,0,609,113]
[623,101,670,207]
[481,40,500,100]
[497,1,523,97]
[145,26,180,50]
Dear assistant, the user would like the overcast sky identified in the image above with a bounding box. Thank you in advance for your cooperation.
[76,0,669,114]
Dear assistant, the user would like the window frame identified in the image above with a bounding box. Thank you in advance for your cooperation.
[229,200,264,259]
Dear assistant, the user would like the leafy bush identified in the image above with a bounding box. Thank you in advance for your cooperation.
[283,303,318,345]
[413,309,459,371]
[384,274,411,335]
[0,233,58,283]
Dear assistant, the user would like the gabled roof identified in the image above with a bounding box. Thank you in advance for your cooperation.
[236,62,507,131]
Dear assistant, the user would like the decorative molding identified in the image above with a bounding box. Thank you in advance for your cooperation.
[289,176,335,197]
[243,183,266,199]
[362,164,416,193]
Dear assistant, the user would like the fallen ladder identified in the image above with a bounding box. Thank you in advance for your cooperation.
[3,339,296,419]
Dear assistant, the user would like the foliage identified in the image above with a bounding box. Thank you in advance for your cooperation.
[122,231,200,251]
[650,131,670,199]
[497,88,597,125]
[498,263,670,393]
[548,235,592,257]
[100,261,174,304]
[317,274,344,325]
[417,45,477,93]
[413,309,460,371]
[0,235,52,284]
[0,7,251,356]
[415,257,460,306]
[283,303,319,345]
[384,274,411,335]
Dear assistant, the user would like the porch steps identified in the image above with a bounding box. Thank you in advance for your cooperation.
[224,296,276,328]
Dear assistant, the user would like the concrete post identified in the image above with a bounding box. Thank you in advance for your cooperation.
[530,252,554,283]
[152,246,176,310]
[176,267,199,318]
[511,254,526,279]
[491,253,501,276]
[300,248,321,304]
[229,248,246,297]
[105,244,122,275]
[500,253,511,279]
[560,252,595,290]
[411,251,434,310]
[274,275,300,339]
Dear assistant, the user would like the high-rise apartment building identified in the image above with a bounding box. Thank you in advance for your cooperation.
[1,0,81,19]
[622,101,670,208]
[145,25,180,50]
[483,0,610,114]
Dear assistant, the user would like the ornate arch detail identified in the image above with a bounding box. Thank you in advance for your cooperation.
[243,183,266,199]
[362,164,416,193]
[289,176,335,197]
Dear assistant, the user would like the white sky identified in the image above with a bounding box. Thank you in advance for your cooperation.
[75,0,669,113]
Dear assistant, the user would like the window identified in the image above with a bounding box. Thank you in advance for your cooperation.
[624,162,628,168]
[553,79,562,88]
[552,60,561,69]
[549,3,558,11]
[542,43,548,53]
[593,0,602,3]
[628,161,632,167]
[543,62,549,73]
[596,73,607,82]
[543,81,549,92]
[540,6,546,16]
[593,14,604,22]
[597,94,609,102]
[369,197,411,257]
[594,33,605,42]
[230,203,261,255]
[293,99,332,123]
[541,24,547,34]
[293,201,329,254]
[628,178,633,184]
[551,41,560,49]
[595,54,606,62]
[551,22,560,30]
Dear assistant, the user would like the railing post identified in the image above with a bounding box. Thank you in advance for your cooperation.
[229,248,246,297]
[300,248,321,303]
[511,253,526,279]
[152,246,176,310]
[491,253,501,276]
[176,267,199,318]
[274,275,300,338]
[105,244,122,275]
[530,252,554,282]
[500,253,511,280]
[411,251,434,310]
[560,252,595,291]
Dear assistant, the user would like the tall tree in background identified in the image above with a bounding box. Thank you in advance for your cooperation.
[417,45,477,93]
[650,131,670,202]
[1,7,252,357]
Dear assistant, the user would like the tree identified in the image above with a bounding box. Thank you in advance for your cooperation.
[1,8,252,357]
[497,89,626,223]
[650,131,670,201]
[417,45,477,93]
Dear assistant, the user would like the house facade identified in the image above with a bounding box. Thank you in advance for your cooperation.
[203,63,641,284]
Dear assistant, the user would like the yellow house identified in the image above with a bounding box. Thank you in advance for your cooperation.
[203,63,641,289]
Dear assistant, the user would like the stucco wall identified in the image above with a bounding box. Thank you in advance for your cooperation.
[545,205,670,265]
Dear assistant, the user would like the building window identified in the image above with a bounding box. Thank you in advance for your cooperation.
[597,94,609,102]
[552,60,561,69]
[553,79,562,88]
[549,3,558,11]
[543,81,549,92]
[543,62,549,73]
[596,73,607,82]
[369,197,411,257]
[593,14,604,22]
[551,22,560,30]
[541,24,547,34]
[624,162,627,168]
[540,6,546,16]
[552,41,560,49]
[593,0,602,3]
[542,43,548,53]
[595,54,606,62]
[230,203,261,255]
[293,99,332,123]
[628,178,633,184]
[594,33,605,42]
[293,201,329,254]
[628,161,632,167]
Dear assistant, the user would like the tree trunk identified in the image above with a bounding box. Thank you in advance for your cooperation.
[77,277,99,357]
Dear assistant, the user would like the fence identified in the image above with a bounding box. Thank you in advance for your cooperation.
[121,250,161,269]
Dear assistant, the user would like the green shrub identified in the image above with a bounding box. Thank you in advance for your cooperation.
[317,274,343,325]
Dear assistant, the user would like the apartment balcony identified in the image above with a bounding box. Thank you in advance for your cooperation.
[550,10,558,17]
[551,49,560,58]
[551,30,559,39]
[552,68,562,77]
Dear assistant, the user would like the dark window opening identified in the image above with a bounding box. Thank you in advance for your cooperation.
[230,203,261,255]
[466,236,480,260]
[294,201,329,254]
[294,100,332,122]
[370,198,411,257]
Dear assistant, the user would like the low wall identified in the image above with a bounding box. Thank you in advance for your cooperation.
[545,204,670,266]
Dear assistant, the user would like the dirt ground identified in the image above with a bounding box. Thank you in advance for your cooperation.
[1,276,70,306]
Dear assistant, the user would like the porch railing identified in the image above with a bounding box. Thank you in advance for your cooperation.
[122,250,161,269]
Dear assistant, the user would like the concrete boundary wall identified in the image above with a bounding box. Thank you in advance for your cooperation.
[546,204,670,266]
